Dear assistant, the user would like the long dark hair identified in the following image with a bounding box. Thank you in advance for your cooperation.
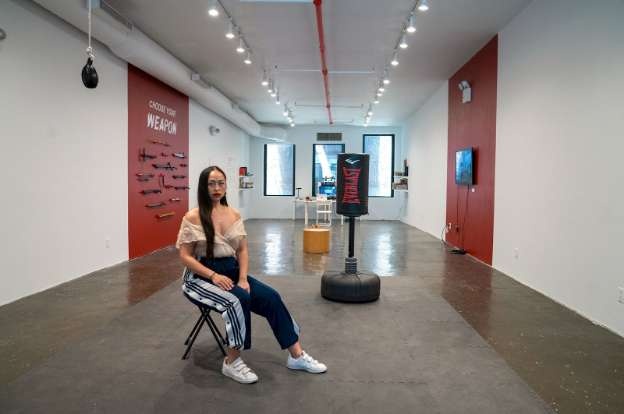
[197,166,228,259]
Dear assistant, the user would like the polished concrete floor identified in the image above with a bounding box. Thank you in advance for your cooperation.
[0,220,622,413]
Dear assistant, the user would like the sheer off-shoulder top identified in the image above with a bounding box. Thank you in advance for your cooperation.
[175,216,247,258]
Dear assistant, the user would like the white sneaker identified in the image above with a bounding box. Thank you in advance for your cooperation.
[287,351,327,374]
[222,357,258,384]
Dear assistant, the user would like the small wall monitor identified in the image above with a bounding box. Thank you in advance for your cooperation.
[455,148,474,185]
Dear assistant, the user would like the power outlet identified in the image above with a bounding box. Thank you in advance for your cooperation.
[618,287,624,304]
[105,238,111,249]
[513,248,519,259]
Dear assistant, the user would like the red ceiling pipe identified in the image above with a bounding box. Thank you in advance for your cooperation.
[313,0,333,125]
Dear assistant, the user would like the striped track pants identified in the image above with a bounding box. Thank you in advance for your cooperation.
[182,266,248,349]
[181,257,300,350]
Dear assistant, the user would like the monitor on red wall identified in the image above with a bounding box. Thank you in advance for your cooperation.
[455,147,474,185]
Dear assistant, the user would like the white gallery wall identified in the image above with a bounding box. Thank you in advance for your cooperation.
[188,100,251,218]
[0,0,253,306]
[494,0,624,336]
[401,83,449,238]
[0,0,129,306]
[247,125,404,220]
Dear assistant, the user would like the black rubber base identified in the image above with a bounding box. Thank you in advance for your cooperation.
[321,271,380,303]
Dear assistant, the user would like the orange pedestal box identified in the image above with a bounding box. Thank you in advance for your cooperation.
[303,228,330,254]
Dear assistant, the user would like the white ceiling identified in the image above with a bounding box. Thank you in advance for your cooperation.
[106,0,531,127]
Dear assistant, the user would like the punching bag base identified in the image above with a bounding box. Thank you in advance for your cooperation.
[321,271,380,303]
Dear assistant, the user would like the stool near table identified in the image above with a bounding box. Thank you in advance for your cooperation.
[303,227,330,254]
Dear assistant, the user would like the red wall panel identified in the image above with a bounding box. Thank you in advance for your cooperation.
[128,65,189,259]
[446,36,498,265]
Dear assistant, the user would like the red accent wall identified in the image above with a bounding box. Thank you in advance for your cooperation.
[446,36,497,265]
[128,65,189,259]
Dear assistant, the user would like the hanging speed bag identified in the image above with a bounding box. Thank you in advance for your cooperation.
[336,153,369,217]
[81,57,99,89]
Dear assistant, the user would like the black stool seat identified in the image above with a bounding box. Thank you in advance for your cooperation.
[321,271,380,303]
[181,292,228,359]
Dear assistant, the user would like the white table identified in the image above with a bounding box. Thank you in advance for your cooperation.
[293,198,343,226]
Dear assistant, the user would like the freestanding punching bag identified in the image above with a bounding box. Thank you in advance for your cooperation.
[321,153,380,302]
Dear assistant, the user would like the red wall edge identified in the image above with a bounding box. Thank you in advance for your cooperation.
[128,65,189,259]
[446,36,498,265]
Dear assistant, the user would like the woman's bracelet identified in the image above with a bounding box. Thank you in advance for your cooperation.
[209,271,217,279]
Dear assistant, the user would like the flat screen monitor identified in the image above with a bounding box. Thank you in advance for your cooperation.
[319,183,336,197]
[455,148,474,185]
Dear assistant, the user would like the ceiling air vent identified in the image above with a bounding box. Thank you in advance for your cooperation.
[317,132,342,141]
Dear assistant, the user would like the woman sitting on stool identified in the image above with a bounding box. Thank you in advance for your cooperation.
[177,166,327,384]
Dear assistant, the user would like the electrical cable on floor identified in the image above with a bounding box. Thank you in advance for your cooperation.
[460,184,470,250]
[449,184,468,255]
[448,184,466,254]
[440,224,449,247]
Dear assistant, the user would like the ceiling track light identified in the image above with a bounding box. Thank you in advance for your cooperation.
[391,50,399,66]
[215,2,289,106]
[418,0,429,12]
[382,70,390,85]
[399,33,408,49]
[226,21,235,39]
[373,97,380,104]
[283,104,289,116]
[208,0,219,17]
[406,13,417,33]
[236,38,245,53]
